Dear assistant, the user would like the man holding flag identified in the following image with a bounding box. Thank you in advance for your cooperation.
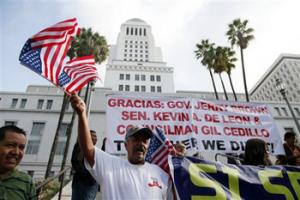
[70,93,174,200]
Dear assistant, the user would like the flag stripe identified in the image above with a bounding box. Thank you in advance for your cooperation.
[59,55,99,94]
[19,18,80,91]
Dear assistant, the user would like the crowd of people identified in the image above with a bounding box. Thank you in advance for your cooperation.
[1,93,300,199]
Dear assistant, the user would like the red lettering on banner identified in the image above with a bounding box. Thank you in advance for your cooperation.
[204,114,220,123]
[222,115,251,124]
[153,112,189,121]
[121,111,148,120]
[166,101,191,109]
[223,127,270,137]
[116,124,134,135]
[192,113,201,121]
[194,102,227,112]
[201,125,222,135]
[108,98,161,108]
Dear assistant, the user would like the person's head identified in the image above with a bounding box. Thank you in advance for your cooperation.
[0,125,27,175]
[90,130,97,145]
[284,131,297,146]
[174,142,186,157]
[244,138,268,166]
[124,126,152,165]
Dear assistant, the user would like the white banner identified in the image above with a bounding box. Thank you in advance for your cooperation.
[106,95,284,155]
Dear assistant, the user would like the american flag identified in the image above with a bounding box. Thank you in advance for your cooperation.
[145,127,175,173]
[58,55,99,94]
[19,18,79,86]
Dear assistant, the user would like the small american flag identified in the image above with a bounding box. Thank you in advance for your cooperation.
[145,127,175,173]
[19,18,79,86]
[59,55,99,94]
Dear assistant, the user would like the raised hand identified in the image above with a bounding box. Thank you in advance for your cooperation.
[70,93,86,115]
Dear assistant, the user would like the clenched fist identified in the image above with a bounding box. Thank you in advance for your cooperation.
[70,93,86,115]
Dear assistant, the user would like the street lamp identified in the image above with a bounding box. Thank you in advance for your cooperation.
[275,78,300,135]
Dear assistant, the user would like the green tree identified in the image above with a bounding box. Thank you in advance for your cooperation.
[213,46,228,100]
[222,47,238,101]
[226,18,254,102]
[195,39,219,100]
[68,27,109,63]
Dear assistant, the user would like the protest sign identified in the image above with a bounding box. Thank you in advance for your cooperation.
[169,156,300,200]
[106,95,284,155]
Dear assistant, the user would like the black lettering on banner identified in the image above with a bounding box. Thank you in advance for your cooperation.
[202,140,225,150]
[114,140,124,151]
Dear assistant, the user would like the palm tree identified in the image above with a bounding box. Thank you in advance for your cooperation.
[223,47,238,101]
[68,27,109,62]
[195,39,219,100]
[226,18,254,102]
[213,46,228,100]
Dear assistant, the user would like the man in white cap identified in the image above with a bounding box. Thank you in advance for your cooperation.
[70,93,173,200]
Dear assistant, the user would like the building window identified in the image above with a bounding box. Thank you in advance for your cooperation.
[125,85,130,91]
[295,107,300,116]
[5,121,17,126]
[135,74,139,81]
[151,86,155,92]
[157,86,162,93]
[37,99,44,109]
[141,85,146,92]
[25,140,40,154]
[55,141,66,155]
[141,75,146,81]
[156,75,161,82]
[46,100,53,110]
[31,122,45,136]
[20,99,27,109]
[126,27,129,35]
[120,74,124,80]
[126,74,130,80]
[59,123,68,137]
[11,98,18,108]
[150,75,155,81]
[135,85,139,92]
[144,28,146,36]
[281,107,288,116]
[119,85,124,91]
[131,28,133,35]
[274,107,281,116]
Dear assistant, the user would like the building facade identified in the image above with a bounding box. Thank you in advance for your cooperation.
[250,54,300,102]
[104,18,174,93]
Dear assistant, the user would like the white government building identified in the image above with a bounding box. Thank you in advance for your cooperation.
[1,18,300,180]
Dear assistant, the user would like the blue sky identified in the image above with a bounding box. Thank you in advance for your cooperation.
[1,0,300,93]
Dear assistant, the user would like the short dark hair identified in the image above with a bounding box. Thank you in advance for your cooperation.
[244,138,267,166]
[0,125,26,141]
[284,131,296,141]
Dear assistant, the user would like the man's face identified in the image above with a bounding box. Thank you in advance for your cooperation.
[91,132,97,145]
[0,132,26,174]
[125,133,149,165]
